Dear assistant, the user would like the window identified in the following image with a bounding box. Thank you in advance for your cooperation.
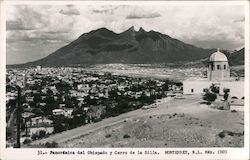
[211,65,214,70]
[191,89,194,93]
[217,65,220,70]
[224,65,226,69]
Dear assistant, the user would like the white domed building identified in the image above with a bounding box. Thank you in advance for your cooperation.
[183,49,244,99]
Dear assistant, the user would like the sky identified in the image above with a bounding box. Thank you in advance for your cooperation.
[6,4,245,64]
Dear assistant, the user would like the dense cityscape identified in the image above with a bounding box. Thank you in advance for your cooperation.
[6,66,182,147]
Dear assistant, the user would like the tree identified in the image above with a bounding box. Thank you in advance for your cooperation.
[203,92,217,102]
[223,88,230,101]
[31,133,39,140]
[210,84,219,93]
[38,130,46,139]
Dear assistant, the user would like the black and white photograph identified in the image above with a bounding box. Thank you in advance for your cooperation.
[0,1,249,160]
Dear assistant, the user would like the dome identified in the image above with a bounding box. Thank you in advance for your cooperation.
[209,49,228,62]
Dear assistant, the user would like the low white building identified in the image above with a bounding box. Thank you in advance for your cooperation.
[183,49,244,99]
[28,124,54,135]
[52,109,64,116]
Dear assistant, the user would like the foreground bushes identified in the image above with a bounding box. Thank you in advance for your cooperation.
[44,141,58,148]
[203,92,217,102]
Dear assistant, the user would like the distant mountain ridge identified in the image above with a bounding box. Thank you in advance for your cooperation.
[228,48,244,66]
[12,27,244,67]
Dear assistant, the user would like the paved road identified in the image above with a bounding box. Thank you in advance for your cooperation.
[31,95,200,145]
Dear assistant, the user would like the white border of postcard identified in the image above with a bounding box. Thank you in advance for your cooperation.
[0,1,249,160]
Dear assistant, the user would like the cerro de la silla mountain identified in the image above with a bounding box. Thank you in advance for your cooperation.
[25,27,244,66]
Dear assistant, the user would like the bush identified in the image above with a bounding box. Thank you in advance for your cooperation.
[123,134,131,139]
[223,88,230,93]
[38,130,46,139]
[200,101,211,105]
[105,134,111,138]
[23,138,32,144]
[203,92,217,102]
[210,84,219,93]
[228,132,234,136]
[223,92,229,101]
[231,110,237,112]
[218,132,225,138]
[45,141,58,148]
[31,133,39,141]
[218,106,224,110]
[203,88,209,93]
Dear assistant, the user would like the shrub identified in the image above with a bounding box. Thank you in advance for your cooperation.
[200,101,211,105]
[223,88,230,93]
[203,92,217,102]
[45,141,58,148]
[38,130,46,139]
[210,84,219,93]
[31,133,39,141]
[228,132,234,136]
[223,92,229,101]
[218,132,225,138]
[123,134,131,139]
[218,106,224,110]
[203,88,209,93]
[105,134,111,138]
[231,110,237,112]
[23,138,32,144]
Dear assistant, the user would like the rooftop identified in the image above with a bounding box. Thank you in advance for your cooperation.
[209,48,228,62]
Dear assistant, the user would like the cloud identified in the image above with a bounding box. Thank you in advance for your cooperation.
[126,10,161,19]
[6,5,77,44]
[6,5,245,64]
[59,6,80,15]
[6,20,35,30]
[92,9,112,14]
[6,6,44,31]
[234,17,245,23]
[91,6,119,15]
[7,30,72,44]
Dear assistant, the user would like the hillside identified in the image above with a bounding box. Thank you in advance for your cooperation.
[24,27,217,66]
[228,48,244,66]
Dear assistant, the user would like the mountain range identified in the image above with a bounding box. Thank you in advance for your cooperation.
[18,27,244,67]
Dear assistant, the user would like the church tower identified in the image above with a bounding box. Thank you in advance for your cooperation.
[207,48,230,81]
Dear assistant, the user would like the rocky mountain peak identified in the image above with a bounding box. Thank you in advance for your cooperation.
[24,27,228,66]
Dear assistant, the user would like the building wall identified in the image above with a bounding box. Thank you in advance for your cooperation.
[183,79,244,99]
[220,81,244,99]
[183,80,212,94]
[230,105,244,111]
[29,126,54,135]
[207,61,230,81]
